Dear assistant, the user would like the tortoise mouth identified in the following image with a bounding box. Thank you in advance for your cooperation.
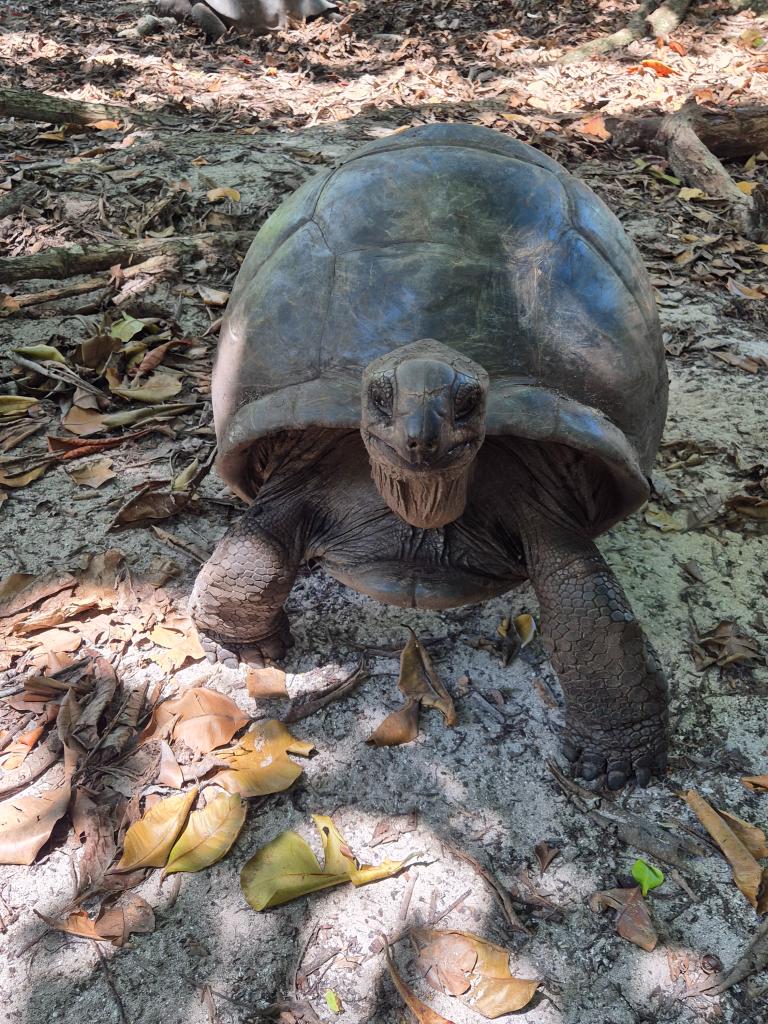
[363,430,480,477]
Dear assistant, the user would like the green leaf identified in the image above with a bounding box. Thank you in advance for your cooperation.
[110,314,147,341]
[631,858,664,897]
[324,990,342,1014]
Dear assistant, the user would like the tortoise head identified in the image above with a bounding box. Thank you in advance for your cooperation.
[361,339,488,529]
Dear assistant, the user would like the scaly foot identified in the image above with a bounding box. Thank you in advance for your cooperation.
[197,613,293,670]
[562,710,668,789]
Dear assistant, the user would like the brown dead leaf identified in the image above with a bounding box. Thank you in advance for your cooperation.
[164,687,249,754]
[62,407,106,437]
[727,278,765,300]
[715,808,768,859]
[112,373,182,403]
[741,776,768,793]
[206,187,241,203]
[66,459,116,489]
[157,740,184,788]
[112,485,188,527]
[0,782,72,865]
[684,790,764,907]
[589,887,657,951]
[367,698,421,747]
[413,929,538,1017]
[0,463,48,488]
[369,811,418,848]
[385,941,456,1024]
[572,114,611,140]
[534,841,559,875]
[38,893,155,946]
[148,622,206,671]
[72,789,117,893]
[245,666,289,699]
[696,621,762,668]
[0,570,77,618]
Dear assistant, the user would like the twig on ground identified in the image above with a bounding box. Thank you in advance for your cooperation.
[365,887,473,962]
[548,759,707,869]
[93,940,130,1024]
[283,659,368,723]
[441,839,529,935]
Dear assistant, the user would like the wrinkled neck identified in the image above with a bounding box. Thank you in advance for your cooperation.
[370,460,471,529]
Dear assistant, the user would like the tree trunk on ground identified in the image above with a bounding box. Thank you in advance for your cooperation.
[606,104,768,160]
[0,232,256,285]
[0,87,186,128]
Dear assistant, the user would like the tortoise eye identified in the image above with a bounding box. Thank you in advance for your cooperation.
[369,377,394,416]
[454,381,481,420]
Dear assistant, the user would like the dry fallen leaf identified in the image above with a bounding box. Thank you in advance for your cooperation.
[245,666,289,699]
[148,622,206,671]
[67,458,116,489]
[0,783,72,865]
[240,814,407,911]
[38,893,155,946]
[589,887,658,951]
[413,929,538,1017]
[215,719,314,798]
[162,687,249,754]
[0,396,39,417]
[741,776,768,793]
[385,941,456,1024]
[165,792,246,874]
[684,790,764,907]
[116,788,198,871]
[367,698,421,747]
[206,187,241,203]
[534,841,560,875]
[157,740,184,788]
[111,373,183,403]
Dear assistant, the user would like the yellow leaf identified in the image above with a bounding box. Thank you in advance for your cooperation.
[0,783,71,865]
[736,181,758,195]
[240,815,406,911]
[112,373,183,403]
[0,464,48,488]
[116,788,198,870]
[165,792,246,874]
[89,119,120,130]
[514,613,537,648]
[678,187,705,201]
[684,790,763,907]
[215,719,313,797]
[206,187,241,203]
[0,396,38,417]
[412,929,539,1017]
[14,344,66,363]
[644,506,685,532]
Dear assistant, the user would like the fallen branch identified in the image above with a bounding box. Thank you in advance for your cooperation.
[0,231,256,285]
[282,660,369,723]
[0,86,186,128]
[558,0,691,64]
[548,760,707,869]
[606,104,768,160]
[2,254,174,311]
[657,99,768,240]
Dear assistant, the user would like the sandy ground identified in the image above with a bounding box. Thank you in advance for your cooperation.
[2,1,768,1022]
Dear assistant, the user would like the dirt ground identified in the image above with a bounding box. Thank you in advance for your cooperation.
[1,1,768,1022]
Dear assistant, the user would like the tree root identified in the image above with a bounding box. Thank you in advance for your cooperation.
[0,231,256,285]
[558,0,692,64]
[607,98,768,241]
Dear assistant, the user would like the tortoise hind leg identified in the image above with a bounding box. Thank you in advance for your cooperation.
[190,2,227,38]
[521,512,669,789]
[189,502,301,669]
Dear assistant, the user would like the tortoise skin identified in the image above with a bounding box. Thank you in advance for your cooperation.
[156,0,336,38]
[190,125,670,789]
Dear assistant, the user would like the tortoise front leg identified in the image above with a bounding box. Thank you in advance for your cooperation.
[522,516,669,789]
[189,502,301,669]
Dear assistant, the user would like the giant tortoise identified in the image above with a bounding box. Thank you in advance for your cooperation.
[190,123,670,789]
[155,0,337,39]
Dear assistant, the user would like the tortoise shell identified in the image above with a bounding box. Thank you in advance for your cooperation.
[213,123,667,531]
